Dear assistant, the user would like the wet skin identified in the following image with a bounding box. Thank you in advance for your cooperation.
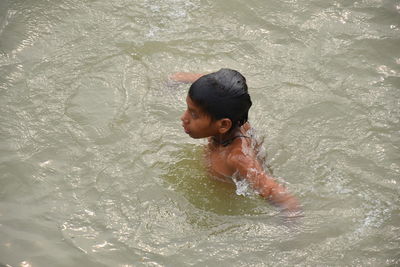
[181,96,300,213]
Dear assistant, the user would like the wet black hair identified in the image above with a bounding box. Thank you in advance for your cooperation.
[188,68,252,130]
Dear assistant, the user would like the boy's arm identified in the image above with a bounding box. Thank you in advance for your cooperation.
[228,152,300,213]
[169,72,205,83]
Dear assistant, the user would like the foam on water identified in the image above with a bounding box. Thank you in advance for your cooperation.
[232,175,255,197]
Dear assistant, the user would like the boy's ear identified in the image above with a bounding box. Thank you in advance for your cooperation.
[218,118,232,134]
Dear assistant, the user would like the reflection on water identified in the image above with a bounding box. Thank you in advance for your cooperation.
[0,0,399,266]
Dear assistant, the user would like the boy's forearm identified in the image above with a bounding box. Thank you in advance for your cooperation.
[252,173,299,212]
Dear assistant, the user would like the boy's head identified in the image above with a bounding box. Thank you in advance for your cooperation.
[188,68,252,132]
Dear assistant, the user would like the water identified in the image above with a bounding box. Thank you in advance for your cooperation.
[0,0,399,266]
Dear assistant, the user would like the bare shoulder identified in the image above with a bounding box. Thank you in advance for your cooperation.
[226,145,259,173]
[242,122,251,132]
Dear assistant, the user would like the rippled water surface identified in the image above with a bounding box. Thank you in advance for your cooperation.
[1,0,399,266]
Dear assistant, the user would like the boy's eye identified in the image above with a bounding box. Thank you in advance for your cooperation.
[191,111,198,118]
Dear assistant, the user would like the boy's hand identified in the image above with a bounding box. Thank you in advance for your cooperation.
[279,201,303,225]
[279,196,302,214]
[169,72,204,83]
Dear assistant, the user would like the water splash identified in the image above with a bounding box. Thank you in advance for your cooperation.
[232,174,256,197]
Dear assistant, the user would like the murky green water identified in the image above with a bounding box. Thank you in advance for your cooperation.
[1,0,399,266]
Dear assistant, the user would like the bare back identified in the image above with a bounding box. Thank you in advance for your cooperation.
[204,123,258,182]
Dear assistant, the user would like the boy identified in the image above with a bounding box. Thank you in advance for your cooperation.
[172,69,300,214]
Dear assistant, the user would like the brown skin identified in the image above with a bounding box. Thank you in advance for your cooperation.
[181,95,300,213]
[170,72,205,83]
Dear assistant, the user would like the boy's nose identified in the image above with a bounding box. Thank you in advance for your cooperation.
[181,111,188,123]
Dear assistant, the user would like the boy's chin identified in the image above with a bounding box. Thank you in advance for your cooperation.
[188,133,206,139]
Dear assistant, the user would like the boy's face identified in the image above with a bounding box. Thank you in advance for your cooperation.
[181,96,220,139]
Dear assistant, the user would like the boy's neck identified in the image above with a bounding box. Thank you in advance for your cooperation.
[211,128,242,147]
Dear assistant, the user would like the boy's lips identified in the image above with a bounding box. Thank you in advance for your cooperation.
[182,124,190,134]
